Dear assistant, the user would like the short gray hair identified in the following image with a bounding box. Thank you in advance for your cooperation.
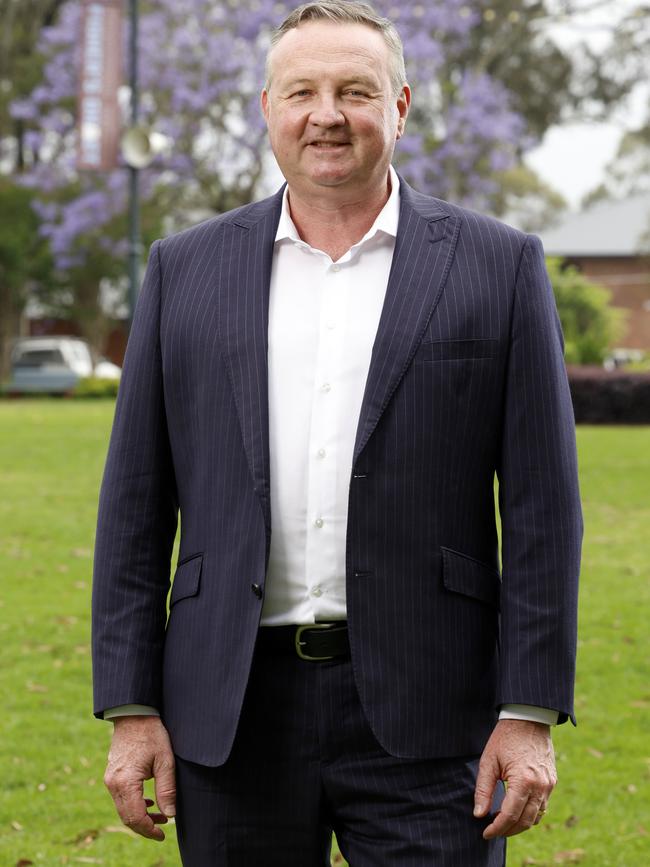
[265,0,407,96]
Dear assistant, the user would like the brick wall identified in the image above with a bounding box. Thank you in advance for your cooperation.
[566,256,650,350]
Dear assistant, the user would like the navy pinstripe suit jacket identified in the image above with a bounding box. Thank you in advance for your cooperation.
[92,176,582,766]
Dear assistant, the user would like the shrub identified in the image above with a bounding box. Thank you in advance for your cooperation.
[568,366,650,423]
[547,258,626,365]
[73,377,119,398]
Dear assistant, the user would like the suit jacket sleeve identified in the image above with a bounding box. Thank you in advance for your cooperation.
[496,234,582,724]
[92,240,179,718]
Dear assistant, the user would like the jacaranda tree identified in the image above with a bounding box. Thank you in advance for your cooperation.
[9,0,629,330]
[11,0,524,271]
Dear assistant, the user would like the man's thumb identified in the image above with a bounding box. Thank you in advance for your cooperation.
[474,758,497,817]
[154,753,176,817]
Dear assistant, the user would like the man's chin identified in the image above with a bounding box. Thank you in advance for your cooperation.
[305,167,356,188]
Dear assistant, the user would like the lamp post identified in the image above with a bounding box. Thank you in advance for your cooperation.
[122,0,166,326]
[127,0,140,330]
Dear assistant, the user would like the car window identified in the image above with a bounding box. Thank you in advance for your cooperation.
[14,349,65,367]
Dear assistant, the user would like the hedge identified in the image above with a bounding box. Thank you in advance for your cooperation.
[567,366,650,424]
[72,377,120,398]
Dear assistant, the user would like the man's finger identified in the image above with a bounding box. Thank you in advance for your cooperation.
[142,799,168,825]
[482,786,528,839]
[533,803,548,825]
[115,788,166,841]
[105,716,176,840]
[105,776,165,842]
[153,752,176,818]
[473,755,498,818]
[123,811,165,840]
[148,814,170,825]
[501,797,544,838]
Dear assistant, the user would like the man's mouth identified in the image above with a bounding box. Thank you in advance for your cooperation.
[308,141,349,148]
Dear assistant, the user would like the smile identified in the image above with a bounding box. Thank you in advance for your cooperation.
[309,142,349,148]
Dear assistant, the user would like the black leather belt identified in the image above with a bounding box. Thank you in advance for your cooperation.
[257,622,350,661]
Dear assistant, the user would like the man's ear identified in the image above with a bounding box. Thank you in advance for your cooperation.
[396,84,411,140]
[261,89,270,123]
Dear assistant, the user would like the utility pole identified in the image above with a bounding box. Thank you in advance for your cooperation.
[127,0,140,329]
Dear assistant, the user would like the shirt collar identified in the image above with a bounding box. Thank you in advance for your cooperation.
[275,165,401,246]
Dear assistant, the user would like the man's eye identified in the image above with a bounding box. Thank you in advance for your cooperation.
[292,90,311,97]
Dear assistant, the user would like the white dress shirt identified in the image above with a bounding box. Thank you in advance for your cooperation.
[104,167,557,725]
[262,168,400,625]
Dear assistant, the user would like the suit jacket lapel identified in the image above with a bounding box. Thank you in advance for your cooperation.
[353,179,461,464]
[216,179,461,519]
[216,189,284,531]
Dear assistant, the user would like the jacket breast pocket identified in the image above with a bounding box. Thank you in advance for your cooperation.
[170,553,203,607]
[414,338,498,363]
[441,546,501,609]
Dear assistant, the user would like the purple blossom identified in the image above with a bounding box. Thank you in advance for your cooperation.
[14,0,531,271]
[10,100,38,121]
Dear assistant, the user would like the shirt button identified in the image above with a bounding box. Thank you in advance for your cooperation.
[321,383,331,392]
[311,586,323,597]
[317,448,326,458]
[314,517,324,528]
[326,322,336,330]
[332,264,341,272]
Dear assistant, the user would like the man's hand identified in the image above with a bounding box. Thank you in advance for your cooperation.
[104,715,176,841]
[474,719,557,839]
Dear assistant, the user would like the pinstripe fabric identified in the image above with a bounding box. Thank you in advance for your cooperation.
[92,176,582,767]
[174,649,505,866]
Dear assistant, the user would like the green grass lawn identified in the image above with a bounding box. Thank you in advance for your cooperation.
[0,400,648,866]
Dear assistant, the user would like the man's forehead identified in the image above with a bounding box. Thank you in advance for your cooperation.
[271,21,387,57]
[269,20,390,75]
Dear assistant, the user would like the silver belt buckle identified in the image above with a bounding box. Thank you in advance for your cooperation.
[295,622,335,661]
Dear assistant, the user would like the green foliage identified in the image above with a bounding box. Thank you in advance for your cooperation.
[626,354,650,372]
[0,177,53,294]
[73,377,120,399]
[0,177,55,379]
[583,6,650,202]
[0,0,68,156]
[465,0,574,140]
[27,181,165,356]
[492,164,567,231]
[0,403,649,865]
[546,258,626,365]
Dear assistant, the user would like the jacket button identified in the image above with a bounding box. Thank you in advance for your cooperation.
[251,583,263,599]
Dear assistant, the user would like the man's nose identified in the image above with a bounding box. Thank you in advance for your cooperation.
[309,97,345,126]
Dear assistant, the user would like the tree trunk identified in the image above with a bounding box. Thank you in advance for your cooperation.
[73,281,112,362]
[0,289,23,384]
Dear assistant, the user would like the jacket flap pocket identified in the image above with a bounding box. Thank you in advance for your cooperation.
[416,338,498,362]
[441,546,500,608]
[170,554,202,606]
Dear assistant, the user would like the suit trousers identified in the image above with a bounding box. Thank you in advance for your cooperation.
[174,633,506,867]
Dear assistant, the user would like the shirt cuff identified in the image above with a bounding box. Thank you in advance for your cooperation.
[103,704,160,719]
[499,704,559,725]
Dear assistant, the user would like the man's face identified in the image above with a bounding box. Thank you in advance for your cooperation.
[262,21,409,199]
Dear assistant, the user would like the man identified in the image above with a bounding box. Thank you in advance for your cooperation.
[92,2,582,864]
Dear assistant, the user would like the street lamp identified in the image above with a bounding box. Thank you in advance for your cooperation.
[120,0,168,328]
[121,0,142,330]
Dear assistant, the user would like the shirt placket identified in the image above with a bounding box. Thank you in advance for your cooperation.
[304,257,349,619]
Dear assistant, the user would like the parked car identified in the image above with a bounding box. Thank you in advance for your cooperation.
[5,337,121,395]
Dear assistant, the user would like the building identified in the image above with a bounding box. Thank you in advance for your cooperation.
[538,194,650,351]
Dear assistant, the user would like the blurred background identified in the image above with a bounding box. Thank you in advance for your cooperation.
[0,1,649,865]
